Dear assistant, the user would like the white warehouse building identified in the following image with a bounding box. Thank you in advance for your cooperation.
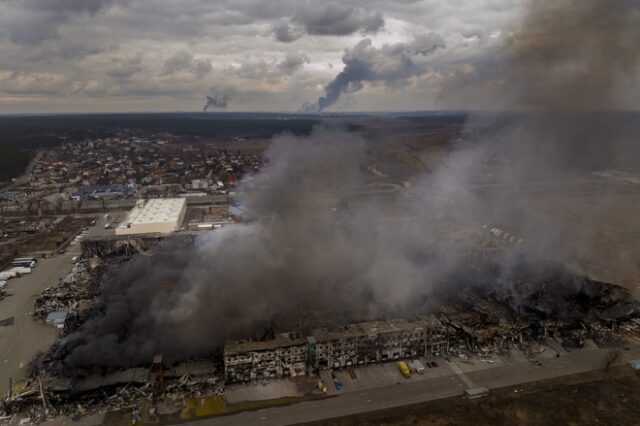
[116,198,187,235]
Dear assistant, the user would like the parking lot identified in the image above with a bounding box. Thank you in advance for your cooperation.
[322,357,454,396]
[0,217,106,394]
[0,253,76,393]
[313,340,606,399]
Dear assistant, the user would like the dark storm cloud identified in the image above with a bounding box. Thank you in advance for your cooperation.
[293,3,384,36]
[6,13,67,45]
[277,52,310,73]
[161,51,213,79]
[234,52,309,82]
[313,33,446,111]
[271,2,385,42]
[6,0,123,45]
[272,21,302,43]
[106,55,144,79]
[22,0,120,14]
[7,0,634,112]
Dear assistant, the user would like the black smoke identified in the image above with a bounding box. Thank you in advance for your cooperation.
[311,34,445,112]
[203,93,230,111]
[60,0,640,370]
[61,124,469,368]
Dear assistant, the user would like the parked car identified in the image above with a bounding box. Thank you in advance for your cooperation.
[397,361,411,378]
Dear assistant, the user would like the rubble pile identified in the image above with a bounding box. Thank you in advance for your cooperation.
[82,237,150,258]
[441,261,640,354]
[81,233,196,258]
[33,257,103,322]
[1,359,223,422]
[4,250,640,422]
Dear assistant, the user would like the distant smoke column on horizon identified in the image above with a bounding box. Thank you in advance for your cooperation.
[203,93,230,111]
[311,34,445,112]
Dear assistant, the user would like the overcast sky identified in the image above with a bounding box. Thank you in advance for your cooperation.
[0,0,634,113]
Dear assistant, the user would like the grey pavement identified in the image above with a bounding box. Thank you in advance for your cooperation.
[194,344,640,426]
[0,250,78,394]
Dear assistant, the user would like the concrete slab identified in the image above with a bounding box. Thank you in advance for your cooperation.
[224,376,315,404]
[0,253,76,394]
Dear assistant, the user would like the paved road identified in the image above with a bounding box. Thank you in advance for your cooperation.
[0,250,78,394]
[195,345,640,426]
[3,150,43,191]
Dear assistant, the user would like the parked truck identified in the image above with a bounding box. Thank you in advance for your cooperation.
[0,271,18,280]
[397,361,411,378]
[413,360,425,374]
[12,267,32,275]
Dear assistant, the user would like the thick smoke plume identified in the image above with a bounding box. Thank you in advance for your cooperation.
[453,0,640,286]
[309,34,445,112]
[63,125,464,368]
[501,0,640,169]
[509,0,640,112]
[203,93,230,111]
[61,0,640,369]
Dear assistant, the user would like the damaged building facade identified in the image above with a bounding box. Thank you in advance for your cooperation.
[224,332,308,383]
[224,317,450,383]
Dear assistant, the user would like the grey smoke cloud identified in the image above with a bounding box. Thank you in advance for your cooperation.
[503,0,640,168]
[203,92,230,111]
[57,0,640,369]
[272,21,303,43]
[293,3,384,36]
[61,124,467,368]
[6,0,122,45]
[445,0,640,287]
[313,33,446,111]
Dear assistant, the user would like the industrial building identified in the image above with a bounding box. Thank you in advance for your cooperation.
[224,332,308,383]
[224,317,450,383]
[116,198,187,235]
[310,318,449,370]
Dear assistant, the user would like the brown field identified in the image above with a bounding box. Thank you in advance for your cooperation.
[298,365,640,426]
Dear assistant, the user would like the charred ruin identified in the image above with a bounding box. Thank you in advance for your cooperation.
[3,226,640,421]
[224,317,449,383]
